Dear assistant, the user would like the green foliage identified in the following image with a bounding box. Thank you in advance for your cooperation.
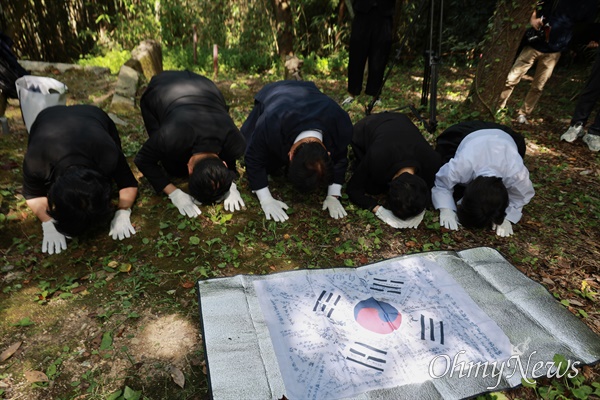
[99,1,161,50]
[516,354,600,400]
[78,49,131,74]
[301,50,348,78]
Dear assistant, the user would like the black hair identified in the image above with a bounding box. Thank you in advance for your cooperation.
[188,157,236,204]
[47,167,112,237]
[387,173,429,220]
[287,142,333,193]
[457,176,508,229]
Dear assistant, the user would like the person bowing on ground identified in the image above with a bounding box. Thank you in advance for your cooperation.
[241,80,353,222]
[347,112,442,229]
[432,121,534,237]
[135,70,246,218]
[23,105,138,254]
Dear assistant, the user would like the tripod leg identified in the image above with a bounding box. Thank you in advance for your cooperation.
[428,59,439,133]
[421,52,432,107]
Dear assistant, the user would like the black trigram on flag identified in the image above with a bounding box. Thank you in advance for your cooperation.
[370,277,404,295]
[420,314,445,345]
[313,290,341,318]
[347,342,388,372]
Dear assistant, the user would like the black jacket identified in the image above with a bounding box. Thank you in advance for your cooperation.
[23,105,138,199]
[135,71,245,193]
[353,0,396,16]
[347,112,441,211]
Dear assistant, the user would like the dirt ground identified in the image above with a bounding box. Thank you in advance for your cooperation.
[0,59,599,400]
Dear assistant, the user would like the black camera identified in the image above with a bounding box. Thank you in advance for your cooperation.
[525,23,551,43]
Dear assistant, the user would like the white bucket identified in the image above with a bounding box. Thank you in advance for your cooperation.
[15,75,68,133]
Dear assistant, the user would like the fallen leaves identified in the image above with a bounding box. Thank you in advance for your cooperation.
[169,365,185,388]
[24,370,49,383]
[0,341,21,362]
[181,281,195,289]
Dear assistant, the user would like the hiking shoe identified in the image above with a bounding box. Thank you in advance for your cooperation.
[582,133,600,152]
[560,123,584,143]
[517,114,528,124]
[341,96,355,106]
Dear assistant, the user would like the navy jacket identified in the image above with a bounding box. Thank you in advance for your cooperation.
[241,80,353,192]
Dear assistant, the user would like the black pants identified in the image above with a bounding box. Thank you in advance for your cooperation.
[435,121,526,164]
[347,11,392,97]
[571,48,600,136]
[435,121,526,201]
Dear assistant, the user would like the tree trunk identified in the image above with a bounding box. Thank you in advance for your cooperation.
[464,0,535,119]
[270,0,294,59]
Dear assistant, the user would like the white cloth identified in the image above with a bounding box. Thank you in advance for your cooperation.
[293,130,323,143]
[253,257,513,400]
[327,183,342,197]
[431,129,534,224]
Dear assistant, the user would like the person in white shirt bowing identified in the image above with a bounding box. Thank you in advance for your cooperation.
[432,121,535,237]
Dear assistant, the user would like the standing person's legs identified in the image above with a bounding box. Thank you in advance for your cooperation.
[571,49,600,126]
[581,53,600,151]
[562,49,600,143]
[364,16,392,97]
[498,46,540,109]
[519,51,560,116]
[347,14,371,98]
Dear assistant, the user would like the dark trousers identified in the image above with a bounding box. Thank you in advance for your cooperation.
[435,121,526,201]
[435,121,526,165]
[347,11,392,97]
[571,48,600,136]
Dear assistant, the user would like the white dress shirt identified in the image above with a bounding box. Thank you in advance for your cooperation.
[432,129,535,223]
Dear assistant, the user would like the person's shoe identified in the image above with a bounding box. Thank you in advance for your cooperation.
[582,133,600,152]
[341,96,355,106]
[517,114,528,124]
[560,123,584,143]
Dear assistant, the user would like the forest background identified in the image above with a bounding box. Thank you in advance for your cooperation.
[0,0,599,399]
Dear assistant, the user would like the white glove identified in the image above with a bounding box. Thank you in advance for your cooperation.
[375,206,405,228]
[256,187,289,222]
[41,220,67,255]
[439,208,459,230]
[401,210,426,229]
[168,189,201,218]
[223,182,245,212]
[494,219,513,237]
[322,195,347,219]
[109,209,136,240]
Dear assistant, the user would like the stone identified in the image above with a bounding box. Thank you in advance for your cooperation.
[130,39,163,80]
[109,65,139,115]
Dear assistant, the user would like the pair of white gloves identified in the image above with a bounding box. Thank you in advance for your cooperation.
[375,207,425,229]
[168,182,245,218]
[41,208,136,255]
[256,187,347,222]
[41,182,248,255]
[439,208,513,237]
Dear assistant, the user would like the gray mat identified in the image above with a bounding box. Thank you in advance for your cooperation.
[197,247,600,400]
